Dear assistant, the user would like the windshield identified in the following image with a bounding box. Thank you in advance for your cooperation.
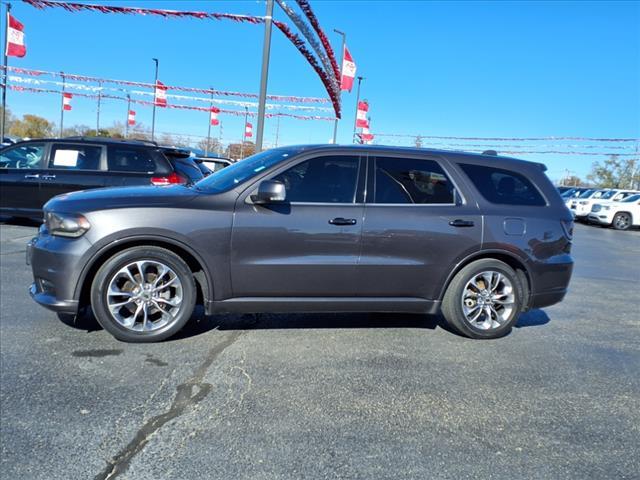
[601,190,617,199]
[622,194,640,203]
[578,189,595,198]
[194,147,302,193]
[561,189,577,198]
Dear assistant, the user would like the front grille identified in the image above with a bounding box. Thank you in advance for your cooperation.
[591,204,602,213]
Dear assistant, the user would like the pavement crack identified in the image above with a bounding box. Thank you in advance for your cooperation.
[93,331,243,480]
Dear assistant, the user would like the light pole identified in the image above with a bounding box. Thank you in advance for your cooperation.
[255,0,274,153]
[352,76,364,144]
[151,58,159,141]
[205,87,214,156]
[332,29,345,144]
[96,81,102,135]
[240,106,249,160]
[59,71,66,137]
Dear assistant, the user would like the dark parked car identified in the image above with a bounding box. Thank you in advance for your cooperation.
[27,145,574,342]
[0,137,204,219]
[194,156,234,176]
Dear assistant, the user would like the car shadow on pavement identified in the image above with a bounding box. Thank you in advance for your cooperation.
[174,311,441,340]
[515,309,551,328]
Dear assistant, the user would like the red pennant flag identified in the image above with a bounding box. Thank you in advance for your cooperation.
[360,125,374,144]
[210,107,220,126]
[127,110,136,126]
[356,101,369,128]
[245,122,253,138]
[154,80,167,107]
[62,92,72,111]
[6,14,26,58]
[340,45,356,92]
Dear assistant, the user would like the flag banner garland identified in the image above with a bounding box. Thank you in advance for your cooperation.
[276,0,338,92]
[2,66,331,103]
[368,133,640,143]
[6,14,27,57]
[210,107,220,126]
[62,92,72,110]
[7,85,336,121]
[356,101,369,128]
[127,110,136,125]
[245,122,253,138]
[295,0,340,81]
[341,46,356,92]
[21,0,342,116]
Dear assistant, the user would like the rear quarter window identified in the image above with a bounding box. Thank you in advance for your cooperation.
[107,146,158,173]
[459,163,546,206]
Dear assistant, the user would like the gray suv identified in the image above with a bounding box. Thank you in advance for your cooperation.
[27,145,574,342]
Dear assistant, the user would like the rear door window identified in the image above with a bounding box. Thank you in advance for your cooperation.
[373,157,455,204]
[459,163,546,206]
[107,146,157,173]
[49,144,103,171]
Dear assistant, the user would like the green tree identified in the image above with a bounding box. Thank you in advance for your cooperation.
[9,114,55,138]
[587,155,640,189]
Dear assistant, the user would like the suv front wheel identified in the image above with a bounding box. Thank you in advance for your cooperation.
[441,259,524,339]
[90,246,196,342]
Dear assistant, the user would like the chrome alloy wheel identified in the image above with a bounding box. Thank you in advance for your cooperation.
[106,260,183,332]
[461,270,515,330]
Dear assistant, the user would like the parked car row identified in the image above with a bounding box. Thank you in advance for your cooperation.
[0,137,234,220]
[557,186,639,230]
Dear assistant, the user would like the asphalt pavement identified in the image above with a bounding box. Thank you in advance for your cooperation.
[1,221,639,479]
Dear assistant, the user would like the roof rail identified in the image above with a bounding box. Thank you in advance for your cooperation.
[63,136,158,147]
[482,150,498,156]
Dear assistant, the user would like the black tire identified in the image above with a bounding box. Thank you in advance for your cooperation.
[612,212,631,231]
[90,246,197,342]
[441,259,524,339]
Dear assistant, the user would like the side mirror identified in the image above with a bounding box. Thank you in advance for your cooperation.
[251,179,286,204]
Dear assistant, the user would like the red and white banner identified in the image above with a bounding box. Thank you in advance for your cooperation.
[360,126,374,144]
[356,101,369,128]
[154,80,167,107]
[6,14,26,58]
[210,107,220,126]
[245,122,253,138]
[62,92,72,110]
[340,45,356,92]
[127,110,136,125]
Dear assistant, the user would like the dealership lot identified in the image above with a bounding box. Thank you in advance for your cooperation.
[1,221,638,479]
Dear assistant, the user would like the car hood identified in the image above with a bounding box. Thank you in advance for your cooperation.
[44,185,199,213]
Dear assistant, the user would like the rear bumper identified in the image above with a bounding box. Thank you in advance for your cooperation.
[528,254,574,309]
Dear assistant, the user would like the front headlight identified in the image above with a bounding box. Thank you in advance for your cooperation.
[44,211,91,237]
[579,201,589,205]
[602,205,610,211]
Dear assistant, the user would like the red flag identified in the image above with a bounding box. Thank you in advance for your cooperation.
[62,92,72,111]
[210,107,220,126]
[127,110,136,126]
[245,122,253,138]
[154,80,167,107]
[360,126,374,144]
[340,45,356,92]
[6,14,26,58]
[356,101,369,128]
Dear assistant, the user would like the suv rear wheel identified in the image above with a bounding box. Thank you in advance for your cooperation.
[442,259,524,339]
[90,246,196,342]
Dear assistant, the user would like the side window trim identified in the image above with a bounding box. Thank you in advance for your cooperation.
[367,154,463,206]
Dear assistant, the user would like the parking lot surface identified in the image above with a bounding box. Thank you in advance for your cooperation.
[1,221,639,479]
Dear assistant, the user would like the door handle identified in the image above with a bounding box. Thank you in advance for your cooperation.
[449,219,475,227]
[41,174,56,180]
[329,217,357,226]
[24,174,40,179]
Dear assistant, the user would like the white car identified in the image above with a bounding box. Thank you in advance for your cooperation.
[588,193,640,230]
[573,189,638,220]
[566,188,609,218]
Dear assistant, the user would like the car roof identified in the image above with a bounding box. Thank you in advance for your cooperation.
[275,144,548,171]
[4,137,158,148]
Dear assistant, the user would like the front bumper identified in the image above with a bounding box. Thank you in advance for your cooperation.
[28,230,91,315]
[587,213,612,225]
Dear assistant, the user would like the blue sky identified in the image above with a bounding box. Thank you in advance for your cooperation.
[3,0,639,180]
